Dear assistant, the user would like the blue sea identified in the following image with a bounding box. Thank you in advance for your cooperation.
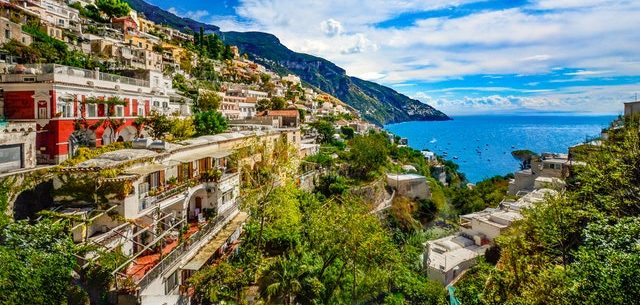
[385,115,616,183]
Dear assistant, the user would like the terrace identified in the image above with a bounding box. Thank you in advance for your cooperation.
[116,206,241,292]
[0,64,151,88]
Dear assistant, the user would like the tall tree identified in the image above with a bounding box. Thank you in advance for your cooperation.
[95,0,131,19]
[193,110,228,136]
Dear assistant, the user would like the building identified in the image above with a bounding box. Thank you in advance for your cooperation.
[624,101,640,116]
[422,150,436,162]
[424,234,488,285]
[281,74,301,85]
[112,15,138,34]
[0,16,33,46]
[218,92,243,120]
[256,109,300,128]
[424,189,557,285]
[0,64,184,164]
[386,173,430,200]
[507,152,573,195]
[0,121,37,173]
[58,128,301,305]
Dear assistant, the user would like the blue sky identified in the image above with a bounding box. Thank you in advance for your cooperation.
[147,0,640,115]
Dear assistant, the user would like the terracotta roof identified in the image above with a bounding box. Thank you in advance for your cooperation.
[257,109,300,117]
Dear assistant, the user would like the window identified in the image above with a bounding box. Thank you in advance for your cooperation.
[222,190,234,203]
[162,101,168,109]
[0,144,22,173]
[86,104,97,117]
[57,101,73,118]
[138,182,149,198]
[153,101,160,107]
[38,106,48,119]
[115,105,124,117]
[137,104,145,117]
[4,29,9,39]
[165,271,179,294]
[146,171,161,190]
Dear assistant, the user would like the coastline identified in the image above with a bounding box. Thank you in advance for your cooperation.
[385,114,614,182]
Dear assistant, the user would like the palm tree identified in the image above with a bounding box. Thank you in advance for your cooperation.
[259,256,308,305]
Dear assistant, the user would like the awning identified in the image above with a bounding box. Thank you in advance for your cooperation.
[125,164,167,176]
[182,211,248,271]
[171,149,232,163]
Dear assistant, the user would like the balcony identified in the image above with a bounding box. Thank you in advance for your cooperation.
[122,206,240,292]
[0,64,150,87]
[139,182,191,212]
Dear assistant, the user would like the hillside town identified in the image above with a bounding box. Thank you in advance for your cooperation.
[0,0,638,305]
[0,0,382,304]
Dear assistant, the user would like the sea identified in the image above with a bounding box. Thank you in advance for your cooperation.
[385,115,616,183]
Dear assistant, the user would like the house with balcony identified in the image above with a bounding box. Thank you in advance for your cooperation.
[0,63,185,164]
[55,128,301,305]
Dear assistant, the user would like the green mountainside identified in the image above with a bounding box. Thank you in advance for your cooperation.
[125,0,450,125]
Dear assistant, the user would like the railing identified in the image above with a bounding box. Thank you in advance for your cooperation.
[90,222,131,248]
[139,183,190,211]
[1,64,150,87]
[135,207,239,292]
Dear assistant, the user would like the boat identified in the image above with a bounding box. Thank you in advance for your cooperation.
[453,156,459,160]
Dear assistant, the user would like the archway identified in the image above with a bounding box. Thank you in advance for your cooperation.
[118,126,138,142]
[102,127,113,146]
[186,187,215,223]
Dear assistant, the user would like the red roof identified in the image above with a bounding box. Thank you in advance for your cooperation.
[257,109,300,117]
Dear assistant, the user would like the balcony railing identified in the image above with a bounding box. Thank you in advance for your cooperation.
[139,182,190,212]
[1,64,150,87]
[135,206,239,291]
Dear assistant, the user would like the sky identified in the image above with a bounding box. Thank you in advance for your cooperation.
[147,0,640,115]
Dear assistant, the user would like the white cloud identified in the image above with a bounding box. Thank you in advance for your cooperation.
[209,0,640,114]
[411,83,639,115]
[320,19,343,37]
[167,7,209,21]
[564,70,611,76]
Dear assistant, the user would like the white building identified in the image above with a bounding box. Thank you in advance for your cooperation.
[424,189,557,285]
[386,173,431,200]
[59,128,301,305]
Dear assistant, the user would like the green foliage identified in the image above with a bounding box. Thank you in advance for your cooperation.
[196,90,222,111]
[0,219,77,305]
[446,175,510,215]
[347,132,390,180]
[62,142,130,166]
[316,174,350,197]
[340,126,355,139]
[457,118,640,304]
[70,3,108,23]
[3,21,104,68]
[189,262,248,304]
[144,111,172,140]
[95,0,131,18]
[309,120,335,144]
[169,116,196,141]
[257,97,286,111]
[193,110,228,136]
[303,152,333,168]
[511,149,537,170]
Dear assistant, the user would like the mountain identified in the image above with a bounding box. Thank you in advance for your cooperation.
[124,0,219,33]
[124,0,450,125]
